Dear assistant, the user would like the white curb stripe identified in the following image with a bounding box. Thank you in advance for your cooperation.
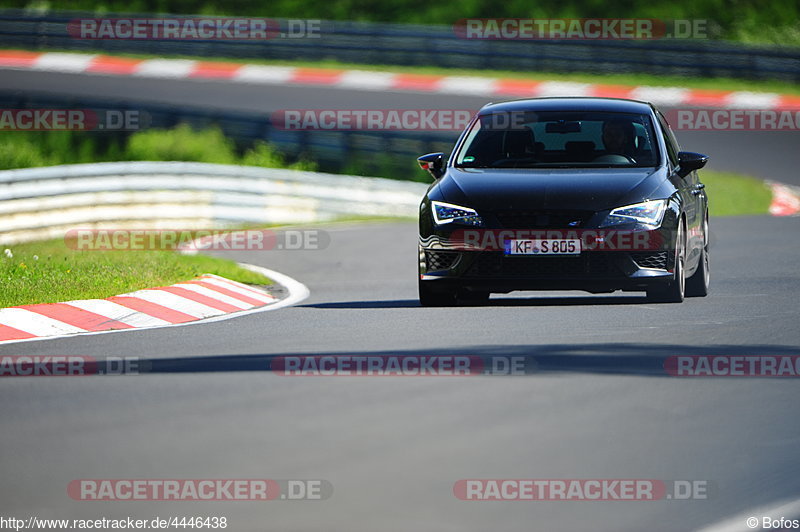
[64,299,171,328]
[233,65,297,84]
[32,52,97,73]
[135,59,198,78]
[336,70,396,90]
[174,283,254,309]
[198,276,276,303]
[725,91,781,109]
[0,308,86,336]
[535,81,593,97]
[628,86,690,106]
[437,76,498,95]
[123,290,225,318]
[4,51,796,110]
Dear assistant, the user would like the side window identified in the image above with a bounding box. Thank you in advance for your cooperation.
[656,111,679,168]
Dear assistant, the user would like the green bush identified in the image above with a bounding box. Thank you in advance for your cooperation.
[0,124,318,171]
[0,134,51,169]
[125,123,237,163]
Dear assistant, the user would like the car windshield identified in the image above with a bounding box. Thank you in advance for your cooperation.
[454,110,660,168]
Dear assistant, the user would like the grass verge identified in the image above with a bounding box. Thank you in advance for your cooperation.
[0,239,272,307]
[702,169,774,217]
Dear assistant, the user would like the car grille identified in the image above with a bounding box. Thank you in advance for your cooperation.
[630,251,668,270]
[464,252,614,278]
[494,210,593,229]
[425,250,460,271]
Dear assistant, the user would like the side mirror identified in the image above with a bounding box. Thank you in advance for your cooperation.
[676,151,708,178]
[417,152,445,180]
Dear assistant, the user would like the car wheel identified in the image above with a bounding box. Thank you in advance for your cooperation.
[419,281,458,307]
[685,215,710,297]
[647,221,686,303]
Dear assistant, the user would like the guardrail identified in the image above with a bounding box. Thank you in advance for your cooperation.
[0,162,429,245]
[0,9,798,81]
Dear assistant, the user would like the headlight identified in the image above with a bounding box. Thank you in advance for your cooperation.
[431,201,483,226]
[600,200,666,228]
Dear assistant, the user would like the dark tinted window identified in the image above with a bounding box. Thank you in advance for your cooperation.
[455,111,659,168]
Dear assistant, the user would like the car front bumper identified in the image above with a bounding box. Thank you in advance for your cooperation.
[418,227,676,294]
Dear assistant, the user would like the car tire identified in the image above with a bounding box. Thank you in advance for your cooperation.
[647,221,686,303]
[685,215,710,297]
[419,281,458,307]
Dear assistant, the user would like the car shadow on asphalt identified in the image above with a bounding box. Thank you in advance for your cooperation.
[124,343,800,379]
[300,295,651,308]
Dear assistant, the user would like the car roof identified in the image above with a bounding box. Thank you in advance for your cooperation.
[478,97,654,115]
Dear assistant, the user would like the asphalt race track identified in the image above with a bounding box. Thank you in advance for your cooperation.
[1,70,799,532]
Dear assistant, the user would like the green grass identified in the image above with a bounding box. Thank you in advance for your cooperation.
[0,239,272,307]
[9,47,799,97]
[702,169,774,217]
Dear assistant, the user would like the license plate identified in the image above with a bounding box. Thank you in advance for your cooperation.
[505,239,581,255]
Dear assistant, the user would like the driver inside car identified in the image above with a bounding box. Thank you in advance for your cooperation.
[600,119,637,160]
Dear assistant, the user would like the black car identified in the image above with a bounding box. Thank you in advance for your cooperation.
[417,97,709,306]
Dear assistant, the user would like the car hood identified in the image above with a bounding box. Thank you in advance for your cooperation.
[437,167,667,212]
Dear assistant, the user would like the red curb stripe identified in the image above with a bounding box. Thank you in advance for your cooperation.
[391,73,443,91]
[108,296,198,323]
[157,286,243,312]
[186,280,269,307]
[16,303,130,331]
[291,68,344,84]
[492,79,542,97]
[769,184,800,216]
[202,276,275,300]
[2,52,799,111]
[683,89,735,107]
[86,55,142,75]
[0,324,37,341]
[0,50,40,68]
[590,84,635,99]
[778,95,800,110]
[189,61,242,79]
